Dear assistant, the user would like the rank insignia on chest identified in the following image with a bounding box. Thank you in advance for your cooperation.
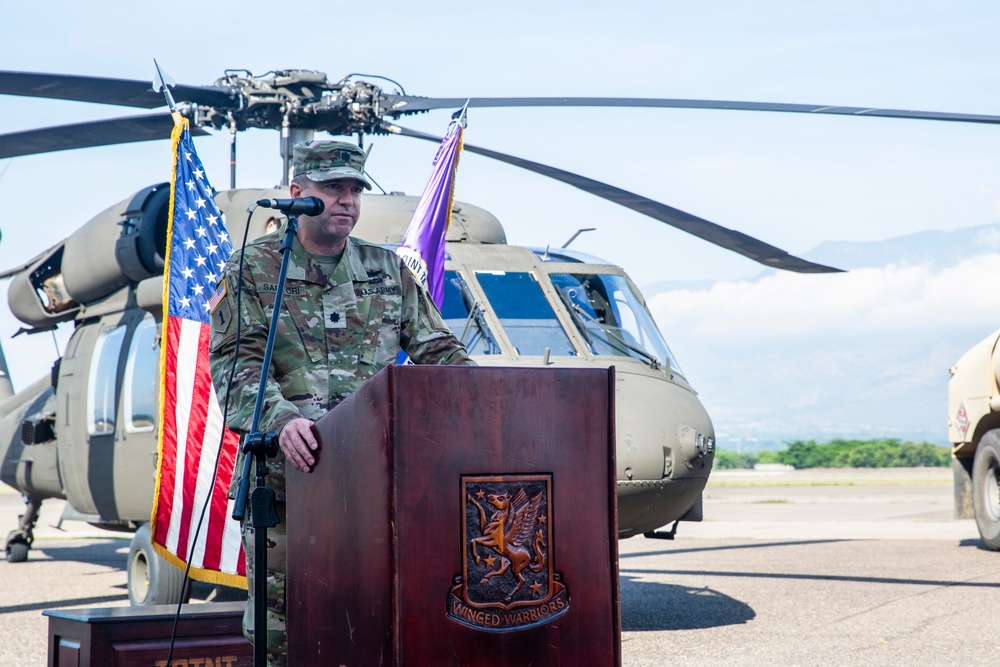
[326,310,347,329]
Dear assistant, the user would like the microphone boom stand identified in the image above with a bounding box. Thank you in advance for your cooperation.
[231,215,301,667]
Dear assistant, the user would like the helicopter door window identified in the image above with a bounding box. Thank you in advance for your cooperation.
[440,271,501,355]
[549,273,680,372]
[475,271,577,357]
[87,325,127,436]
[124,316,158,433]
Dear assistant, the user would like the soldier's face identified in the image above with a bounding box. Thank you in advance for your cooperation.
[291,177,364,248]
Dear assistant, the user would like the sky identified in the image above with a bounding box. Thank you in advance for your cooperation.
[647,249,1000,445]
[1,1,1000,436]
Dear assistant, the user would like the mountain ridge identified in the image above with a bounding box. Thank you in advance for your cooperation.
[645,221,1000,450]
[642,222,1000,295]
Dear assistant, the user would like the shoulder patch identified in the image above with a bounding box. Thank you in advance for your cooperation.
[208,281,227,313]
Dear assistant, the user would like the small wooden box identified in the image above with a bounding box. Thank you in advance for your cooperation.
[44,601,251,667]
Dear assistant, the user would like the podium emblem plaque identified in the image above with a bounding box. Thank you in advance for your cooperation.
[448,473,570,631]
[289,367,620,665]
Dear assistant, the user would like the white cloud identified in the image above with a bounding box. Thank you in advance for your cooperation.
[976,224,1000,250]
[649,253,1000,339]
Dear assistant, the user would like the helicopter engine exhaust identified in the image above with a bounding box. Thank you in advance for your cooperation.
[8,183,170,328]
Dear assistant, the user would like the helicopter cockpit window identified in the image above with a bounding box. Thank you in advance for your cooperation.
[440,271,501,355]
[475,271,577,357]
[549,273,679,372]
[87,325,126,436]
[124,316,158,433]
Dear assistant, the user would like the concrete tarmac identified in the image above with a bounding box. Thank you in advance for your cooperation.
[3,467,998,666]
[619,467,999,666]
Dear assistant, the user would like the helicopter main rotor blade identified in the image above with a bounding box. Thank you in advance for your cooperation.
[385,96,1000,126]
[0,71,235,109]
[386,123,842,274]
[0,114,208,159]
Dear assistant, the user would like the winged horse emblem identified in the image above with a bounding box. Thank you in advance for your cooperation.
[468,488,547,602]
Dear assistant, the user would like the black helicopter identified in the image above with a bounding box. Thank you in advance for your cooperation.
[1,68,992,605]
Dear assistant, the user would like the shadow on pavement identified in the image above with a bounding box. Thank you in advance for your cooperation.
[620,538,847,561]
[21,539,127,567]
[188,581,248,603]
[621,566,1000,589]
[5,539,247,604]
[0,594,129,615]
[620,574,755,631]
[958,537,995,552]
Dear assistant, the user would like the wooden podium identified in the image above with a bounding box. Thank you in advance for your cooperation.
[286,365,620,666]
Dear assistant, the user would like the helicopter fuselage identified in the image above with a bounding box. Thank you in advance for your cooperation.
[0,187,714,543]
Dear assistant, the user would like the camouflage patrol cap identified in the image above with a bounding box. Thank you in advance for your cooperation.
[292,140,372,190]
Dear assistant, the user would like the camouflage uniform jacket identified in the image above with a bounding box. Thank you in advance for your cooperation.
[209,232,473,499]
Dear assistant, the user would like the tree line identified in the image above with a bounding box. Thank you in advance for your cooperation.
[714,438,951,470]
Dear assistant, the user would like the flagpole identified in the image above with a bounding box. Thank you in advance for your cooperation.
[452,99,470,128]
[150,62,248,664]
[152,59,178,115]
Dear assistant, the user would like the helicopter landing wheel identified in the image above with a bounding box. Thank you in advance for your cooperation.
[972,431,1000,551]
[127,524,189,606]
[5,537,29,562]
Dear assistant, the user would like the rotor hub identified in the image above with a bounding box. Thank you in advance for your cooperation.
[187,70,400,137]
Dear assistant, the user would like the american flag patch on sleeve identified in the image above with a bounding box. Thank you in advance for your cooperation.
[208,281,227,313]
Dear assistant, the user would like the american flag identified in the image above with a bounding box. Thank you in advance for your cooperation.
[150,117,246,587]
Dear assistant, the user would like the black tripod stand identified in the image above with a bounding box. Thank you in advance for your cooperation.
[231,215,302,667]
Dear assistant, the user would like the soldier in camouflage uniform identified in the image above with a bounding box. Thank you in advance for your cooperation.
[209,140,474,665]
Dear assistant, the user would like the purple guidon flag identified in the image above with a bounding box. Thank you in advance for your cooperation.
[396,115,465,308]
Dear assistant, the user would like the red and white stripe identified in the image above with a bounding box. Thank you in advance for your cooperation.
[153,315,245,582]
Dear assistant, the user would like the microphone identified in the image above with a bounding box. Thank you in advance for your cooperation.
[255,197,325,216]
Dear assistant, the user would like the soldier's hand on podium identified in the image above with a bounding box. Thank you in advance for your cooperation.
[279,417,319,472]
